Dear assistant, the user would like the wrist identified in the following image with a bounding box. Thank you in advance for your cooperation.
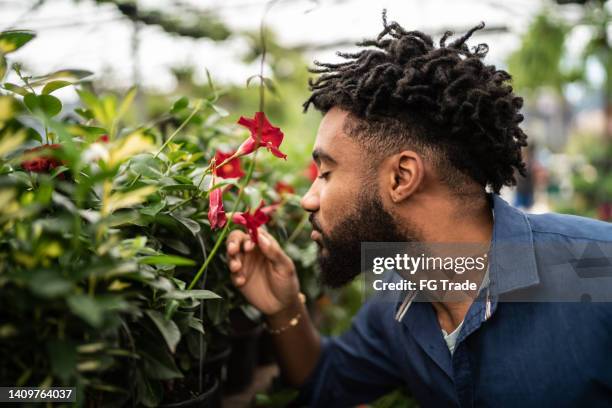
[265,292,306,328]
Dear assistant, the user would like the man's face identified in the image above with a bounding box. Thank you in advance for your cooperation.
[301,108,409,288]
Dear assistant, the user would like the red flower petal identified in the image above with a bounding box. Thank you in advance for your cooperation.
[236,137,258,157]
[236,112,286,160]
[307,160,318,182]
[208,186,227,230]
[231,200,273,244]
[275,181,295,195]
[214,150,245,179]
[267,144,287,159]
[232,213,248,226]
[21,144,64,174]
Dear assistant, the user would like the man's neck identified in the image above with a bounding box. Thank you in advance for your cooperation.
[411,194,494,333]
[431,301,472,333]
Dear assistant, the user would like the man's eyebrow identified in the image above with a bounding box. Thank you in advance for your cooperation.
[312,148,338,165]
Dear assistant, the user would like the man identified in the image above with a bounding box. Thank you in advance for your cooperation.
[226,12,612,407]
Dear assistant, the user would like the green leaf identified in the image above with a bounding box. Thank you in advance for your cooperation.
[74,108,94,120]
[0,129,26,158]
[162,290,221,300]
[205,68,216,96]
[42,80,72,95]
[67,294,104,328]
[205,100,229,117]
[2,82,28,96]
[28,270,73,298]
[115,86,137,123]
[206,297,227,325]
[135,367,163,407]
[139,255,195,266]
[172,175,193,184]
[160,183,197,192]
[140,350,183,381]
[187,317,205,334]
[30,69,93,87]
[170,96,188,114]
[164,299,180,320]
[47,340,77,382]
[140,200,165,216]
[23,93,62,117]
[131,161,162,179]
[0,31,36,54]
[23,93,37,112]
[0,54,6,81]
[263,77,277,95]
[171,214,201,235]
[39,94,62,116]
[146,310,181,353]
[254,389,299,407]
[105,186,156,214]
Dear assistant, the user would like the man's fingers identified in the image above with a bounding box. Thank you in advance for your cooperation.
[244,239,255,251]
[227,230,248,256]
[257,229,290,266]
[229,258,242,273]
[231,272,246,287]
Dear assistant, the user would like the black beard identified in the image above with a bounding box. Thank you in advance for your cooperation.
[313,190,413,288]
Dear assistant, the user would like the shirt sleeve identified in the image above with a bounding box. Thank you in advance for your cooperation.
[295,299,406,407]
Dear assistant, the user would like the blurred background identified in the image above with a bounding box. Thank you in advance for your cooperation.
[1,0,610,220]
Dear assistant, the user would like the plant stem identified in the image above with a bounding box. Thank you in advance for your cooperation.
[287,211,309,244]
[155,100,203,159]
[187,150,258,290]
[187,0,279,290]
[128,100,203,189]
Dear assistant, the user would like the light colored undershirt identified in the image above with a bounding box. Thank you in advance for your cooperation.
[441,266,490,355]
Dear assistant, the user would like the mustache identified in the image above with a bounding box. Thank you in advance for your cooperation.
[308,213,323,233]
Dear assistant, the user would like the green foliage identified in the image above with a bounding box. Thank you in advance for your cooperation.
[558,134,612,217]
[0,30,36,54]
[370,389,419,408]
[96,0,231,41]
[0,28,317,407]
[507,12,573,95]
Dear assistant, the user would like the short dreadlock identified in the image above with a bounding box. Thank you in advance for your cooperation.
[303,10,527,194]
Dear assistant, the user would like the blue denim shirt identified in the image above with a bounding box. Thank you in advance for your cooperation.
[298,194,612,407]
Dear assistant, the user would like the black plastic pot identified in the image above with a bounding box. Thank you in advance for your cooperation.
[202,345,231,382]
[201,344,232,407]
[226,311,264,394]
[159,377,219,408]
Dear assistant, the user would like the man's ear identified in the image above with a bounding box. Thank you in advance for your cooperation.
[387,151,424,203]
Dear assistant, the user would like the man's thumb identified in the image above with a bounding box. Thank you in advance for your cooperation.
[257,230,281,262]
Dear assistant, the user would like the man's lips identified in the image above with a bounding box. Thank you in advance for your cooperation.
[311,230,322,242]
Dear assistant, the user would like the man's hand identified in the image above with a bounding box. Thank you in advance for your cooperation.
[226,228,300,316]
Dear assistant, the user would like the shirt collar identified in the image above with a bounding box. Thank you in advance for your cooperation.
[394,193,540,321]
[488,193,540,295]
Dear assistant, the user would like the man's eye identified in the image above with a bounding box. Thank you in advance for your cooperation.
[318,171,330,180]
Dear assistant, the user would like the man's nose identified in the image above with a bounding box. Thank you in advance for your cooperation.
[301,181,320,213]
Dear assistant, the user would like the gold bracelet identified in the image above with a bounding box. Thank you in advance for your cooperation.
[264,293,306,335]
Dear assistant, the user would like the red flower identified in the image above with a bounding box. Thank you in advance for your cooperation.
[236,112,287,159]
[214,150,245,179]
[98,134,109,143]
[275,181,295,195]
[598,203,612,221]
[232,200,277,244]
[306,160,318,182]
[21,144,64,176]
[208,168,227,230]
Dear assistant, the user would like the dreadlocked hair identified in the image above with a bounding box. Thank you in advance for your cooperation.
[303,10,528,194]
